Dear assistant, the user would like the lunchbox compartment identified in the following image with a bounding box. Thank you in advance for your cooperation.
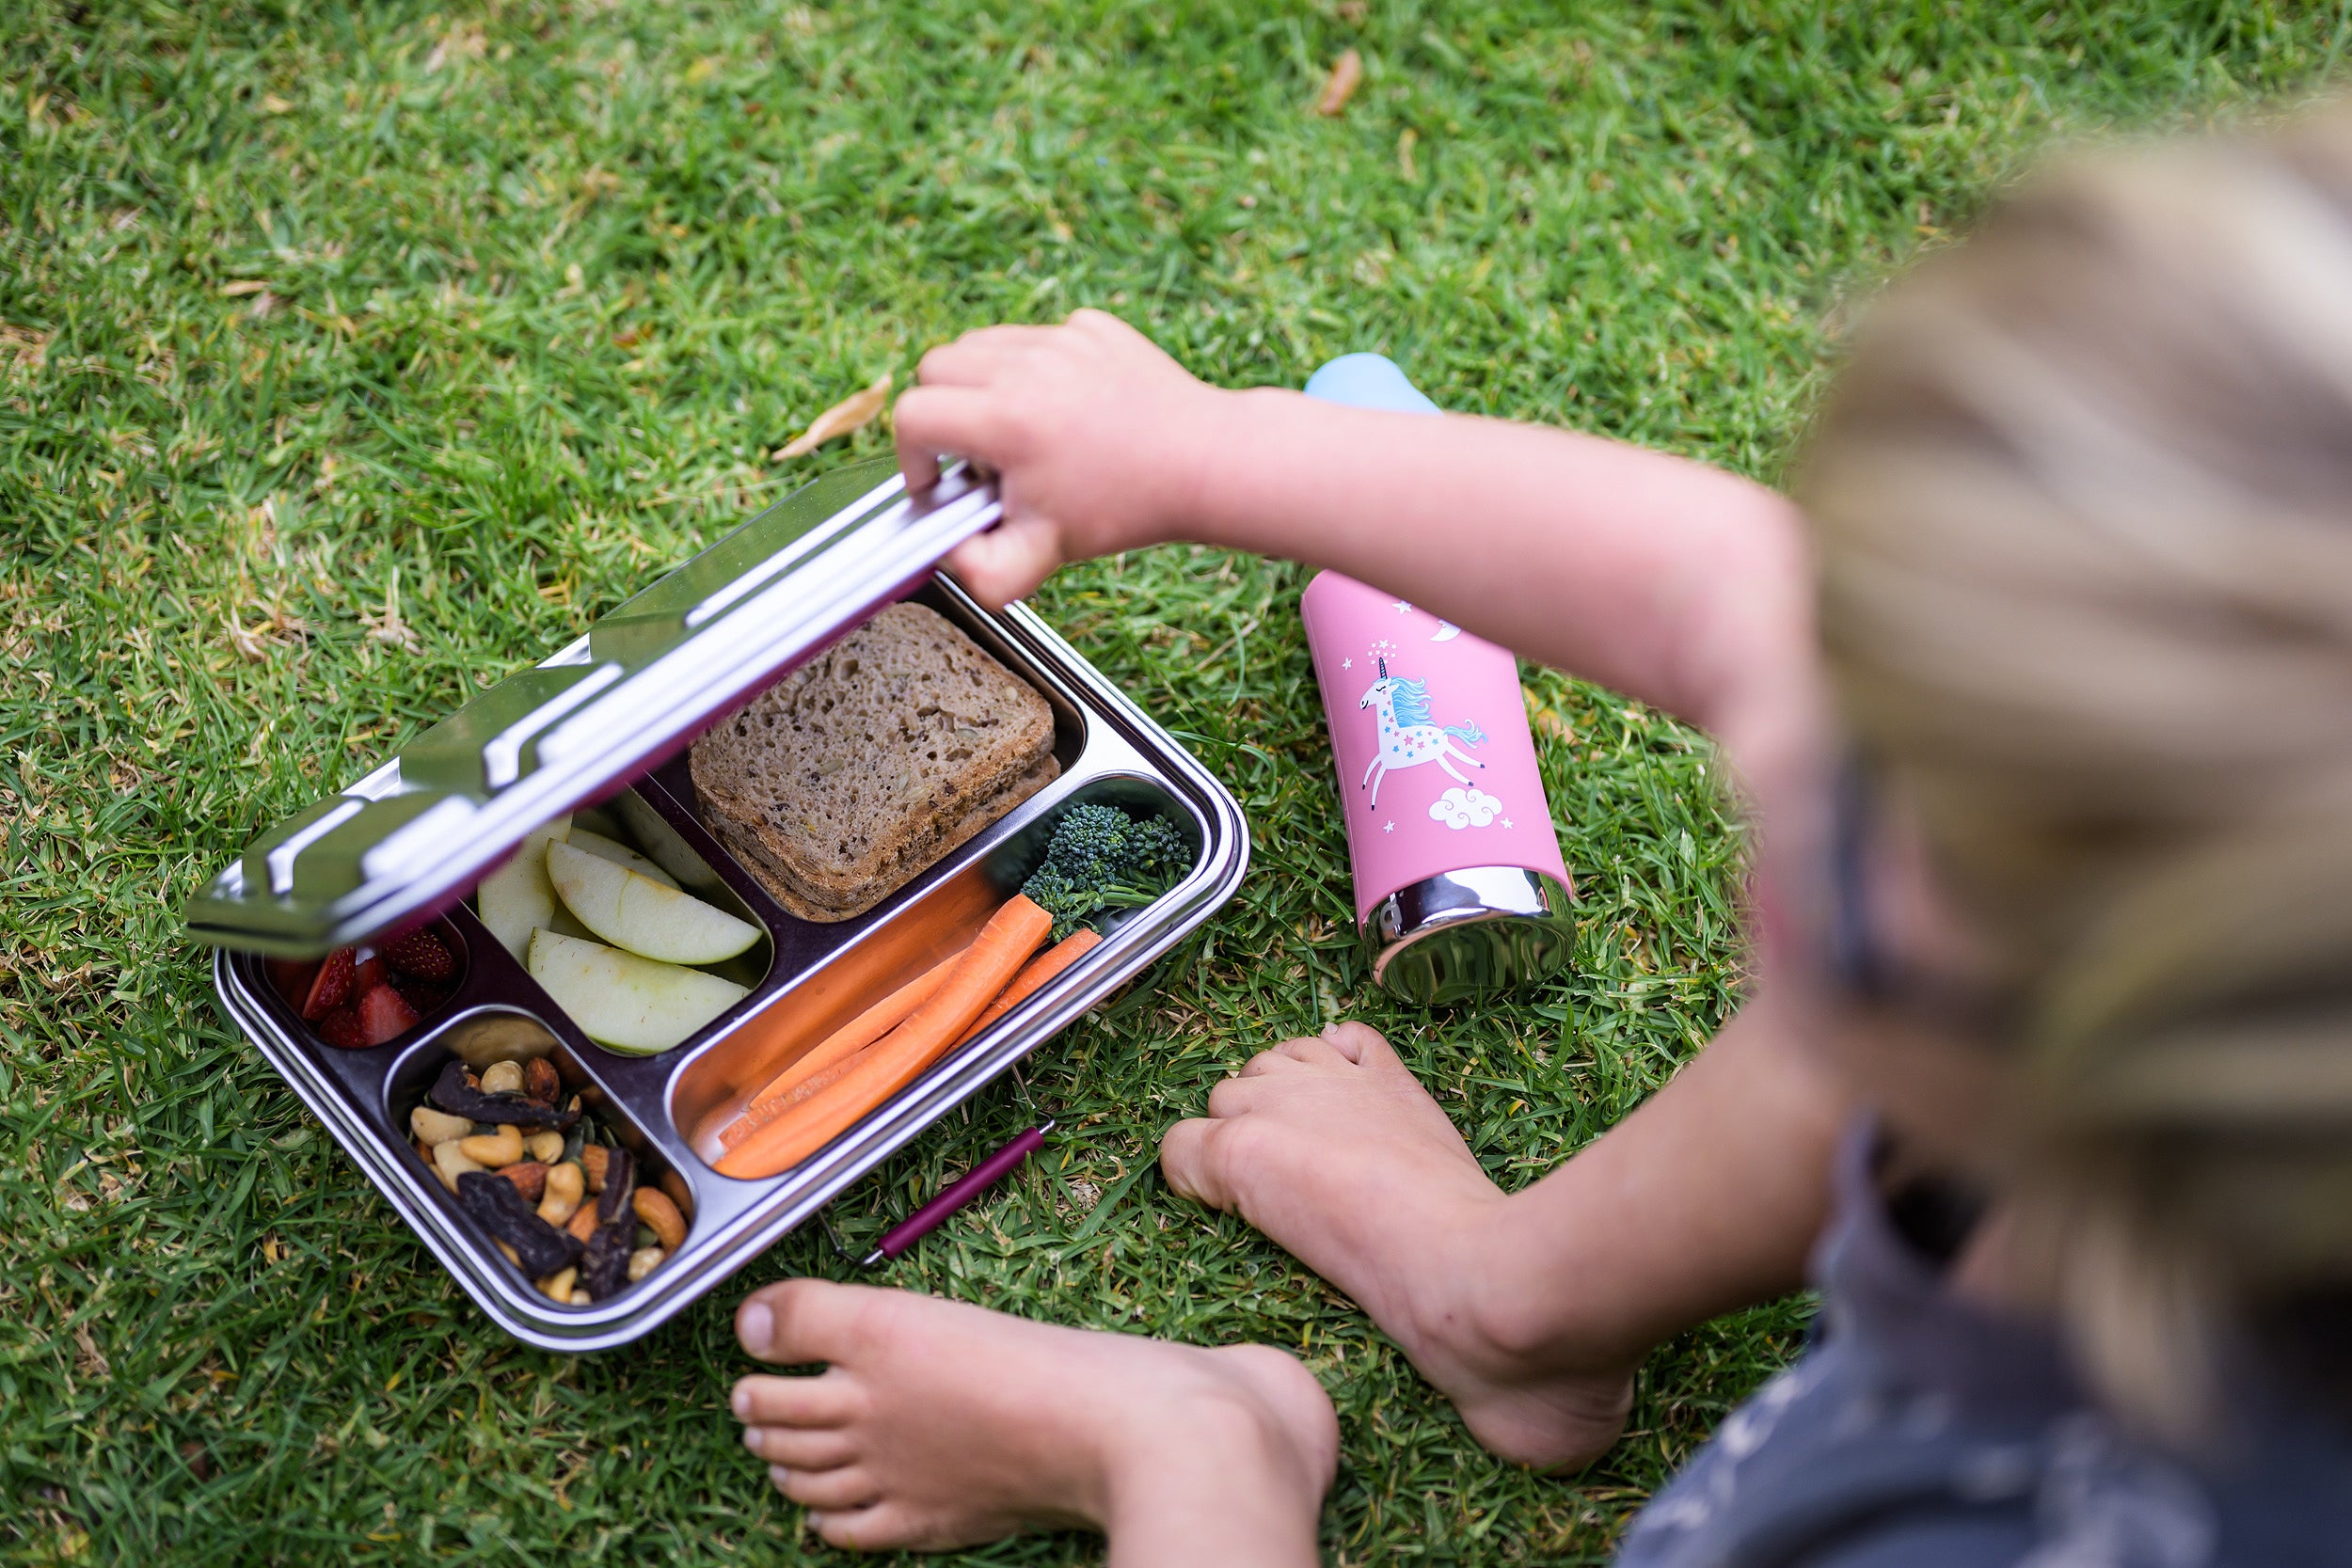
[249,913,473,1053]
[670,774,1198,1166]
[383,1021,698,1309]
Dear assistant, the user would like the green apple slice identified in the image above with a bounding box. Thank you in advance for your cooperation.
[566,826,680,889]
[527,929,749,1054]
[546,838,761,964]
[475,814,571,960]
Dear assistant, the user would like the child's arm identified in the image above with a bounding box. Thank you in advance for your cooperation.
[897,311,1816,778]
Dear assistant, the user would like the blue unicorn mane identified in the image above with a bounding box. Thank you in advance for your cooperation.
[1389,677,1433,728]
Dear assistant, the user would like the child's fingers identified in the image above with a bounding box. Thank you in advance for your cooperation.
[893,385,1008,481]
[944,515,1063,610]
[916,325,1055,388]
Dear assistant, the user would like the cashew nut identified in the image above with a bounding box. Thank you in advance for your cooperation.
[632,1187,687,1252]
[480,1060,525,1095]
[659,1168,695,1222]
[525,1130,565,1164]
[495,1240,520,1268]
[410,1105,473,1147]
[538,1266,576,1302]
[627,1246,665,1283]
[537,1160,585,1227]
[433,1138,485,1193]
[457,1123,523,1167]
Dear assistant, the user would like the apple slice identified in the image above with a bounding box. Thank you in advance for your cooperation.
[527,929,749,1054]
[475,814,571,960]
[547,839,760,965]
[566,827,680,889]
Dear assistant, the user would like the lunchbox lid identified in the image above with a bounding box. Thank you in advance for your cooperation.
[185,458,1002,957]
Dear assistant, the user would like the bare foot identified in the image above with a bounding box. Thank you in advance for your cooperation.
[731,1278,1337,1563]
[1159,1022,1635,1470]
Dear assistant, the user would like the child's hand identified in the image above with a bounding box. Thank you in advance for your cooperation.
[896,309,1229,607]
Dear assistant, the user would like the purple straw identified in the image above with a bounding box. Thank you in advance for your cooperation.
[862,1121,1054,1266]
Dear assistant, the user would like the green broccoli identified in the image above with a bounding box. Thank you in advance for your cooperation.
[1020,802,1194,941]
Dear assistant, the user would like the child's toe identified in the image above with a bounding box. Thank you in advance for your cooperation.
[779,1464,884,1513]
[748,1424,860,1470]
[732,1369,866,1428]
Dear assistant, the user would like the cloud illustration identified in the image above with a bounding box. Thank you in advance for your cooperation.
[1429,786,1502,830]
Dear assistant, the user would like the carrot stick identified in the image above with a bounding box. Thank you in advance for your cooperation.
[730,929,1104,1148]
[955,928,1100,1045]
[717,895,1053,1179]
[719,947,964,1150]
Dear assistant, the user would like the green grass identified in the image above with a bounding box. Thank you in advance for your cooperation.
[3,1,2344,1561]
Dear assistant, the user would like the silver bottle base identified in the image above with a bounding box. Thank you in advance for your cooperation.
[1364,866,1576,1006]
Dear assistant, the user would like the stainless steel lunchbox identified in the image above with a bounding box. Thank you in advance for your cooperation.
[189,459,1248,1352]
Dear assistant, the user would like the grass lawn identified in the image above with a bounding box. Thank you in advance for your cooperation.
[4,2,2344,1561]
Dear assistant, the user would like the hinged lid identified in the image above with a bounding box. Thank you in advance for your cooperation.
[186,458,1001,956]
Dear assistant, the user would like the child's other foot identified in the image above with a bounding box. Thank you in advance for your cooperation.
[1159,1022,1635,1471]
[731,1278,1336,1561]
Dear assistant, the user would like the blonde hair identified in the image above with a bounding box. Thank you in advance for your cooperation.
[1800,103,2352,1439]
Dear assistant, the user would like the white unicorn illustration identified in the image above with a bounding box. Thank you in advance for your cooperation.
[1359,655,1488,808]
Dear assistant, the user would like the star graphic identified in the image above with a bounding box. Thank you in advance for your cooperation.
[1383,820,1395,832]
[1502,818,1514,828]
[1391,600,1413,615]
[1341,657,1352,669]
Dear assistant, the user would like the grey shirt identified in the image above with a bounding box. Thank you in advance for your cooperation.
[1614,1124,2352,1568]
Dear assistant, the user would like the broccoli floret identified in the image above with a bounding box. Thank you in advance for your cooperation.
[1020,803,1194,940]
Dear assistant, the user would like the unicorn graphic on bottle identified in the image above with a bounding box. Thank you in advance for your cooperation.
[1359,651,1489,808]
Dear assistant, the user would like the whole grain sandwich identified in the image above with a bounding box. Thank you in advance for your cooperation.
[690,602,1058,922]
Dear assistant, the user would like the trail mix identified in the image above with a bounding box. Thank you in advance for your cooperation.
[408,1054,693,1305]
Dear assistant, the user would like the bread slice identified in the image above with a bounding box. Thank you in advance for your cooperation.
[690,602,1058,922]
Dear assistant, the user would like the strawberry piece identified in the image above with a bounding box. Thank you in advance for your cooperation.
[381,927,457,983]
[301,947,357,1021]
[265,957,320,1006]
[351,956,388,995]
[315,1006,370,1049]
[393,978,450,1017]
[356,983,421,1046]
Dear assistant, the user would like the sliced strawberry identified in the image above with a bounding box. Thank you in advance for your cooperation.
[380,927,457,983]
[265,957,320,1006]
[315,1006,370,1049]
[356,983,421,1046]
[301,947,358,1021]
[351,956,388,995]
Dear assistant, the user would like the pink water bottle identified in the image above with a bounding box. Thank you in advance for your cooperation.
[1298,356,1576,1005]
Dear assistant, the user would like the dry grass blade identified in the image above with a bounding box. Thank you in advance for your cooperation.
[774,372,892,459]
[1315,48,1363,116]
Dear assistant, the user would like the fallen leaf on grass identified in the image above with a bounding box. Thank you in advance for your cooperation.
[220,279,271,296]
[1315,49,1362,116]
[773,373,892,459]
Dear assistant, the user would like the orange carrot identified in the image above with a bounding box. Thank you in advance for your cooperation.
[720,947,965,1150]
[717,895,1053,1179]
[955,928,1100,1045]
